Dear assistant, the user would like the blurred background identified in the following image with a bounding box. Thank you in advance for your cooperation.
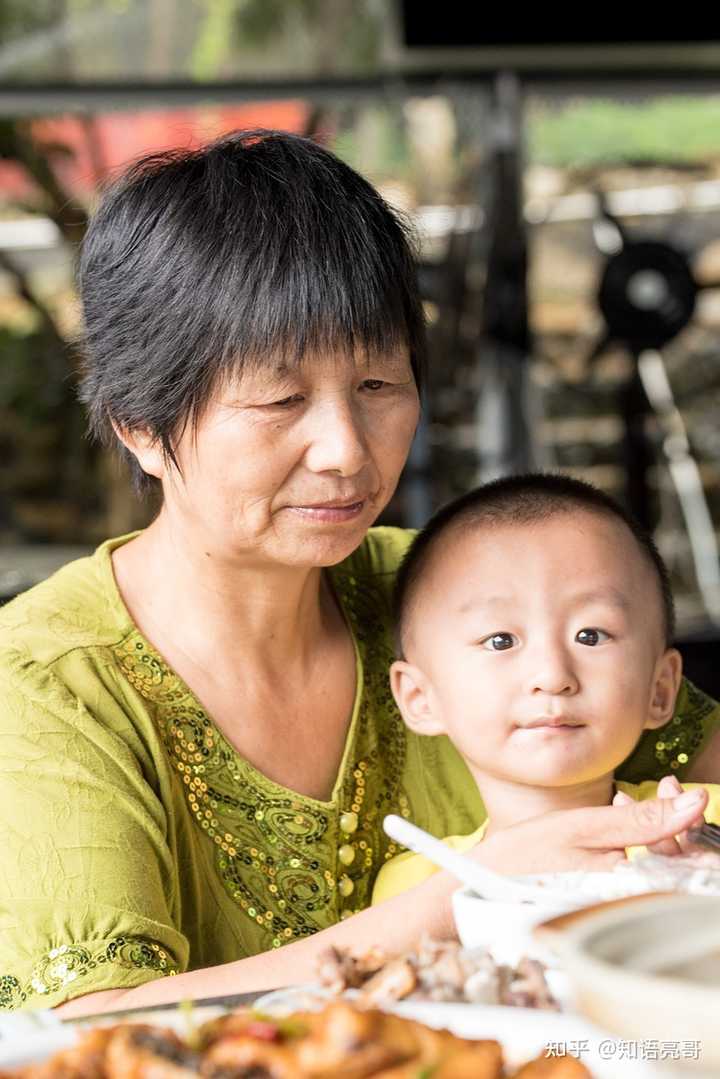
[1,3,720,688]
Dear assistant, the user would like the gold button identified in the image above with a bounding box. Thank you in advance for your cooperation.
[338,844,356,866]
[339,874,354,897]
[339,811,358,834]
[340,910,354,920]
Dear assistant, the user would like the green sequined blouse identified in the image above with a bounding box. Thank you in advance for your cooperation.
[1,527,718,1010]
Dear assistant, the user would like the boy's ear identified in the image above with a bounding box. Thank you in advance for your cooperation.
[389,660,446,737]
[645,647,683,730]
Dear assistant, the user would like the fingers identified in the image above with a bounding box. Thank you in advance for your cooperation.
[610,788,681,854]
[571,788,709,850]
[651,776,705,854]
[656,775,683,798]
[481,788,710,875]
[646,835,683,856]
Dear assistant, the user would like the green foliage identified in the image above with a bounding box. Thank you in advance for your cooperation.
[529,96,720,166]
[331,107,411,186]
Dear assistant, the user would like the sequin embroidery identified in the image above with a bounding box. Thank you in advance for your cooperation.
[655,680,712,770]
[0,937,177,1010]
[112,567,409,950]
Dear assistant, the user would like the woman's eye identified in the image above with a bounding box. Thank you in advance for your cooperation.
[360,379,386,391]
[576,627,610,647]
[481,632,518,652]
[270,393,304,408]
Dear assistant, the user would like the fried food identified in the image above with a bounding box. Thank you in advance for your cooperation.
[3,1000,591,1078]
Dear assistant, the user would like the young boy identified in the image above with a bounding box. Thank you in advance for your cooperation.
[373,473,720,901]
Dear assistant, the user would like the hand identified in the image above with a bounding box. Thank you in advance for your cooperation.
[472,787,710,874]
[612,776,707,856]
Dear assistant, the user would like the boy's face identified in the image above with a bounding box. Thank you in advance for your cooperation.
[391,510,682,791]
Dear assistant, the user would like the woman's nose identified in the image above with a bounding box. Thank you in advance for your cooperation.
[304,400,371,476]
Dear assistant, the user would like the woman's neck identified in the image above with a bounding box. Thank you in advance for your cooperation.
[111,511,334,673]
[471,769,617,838]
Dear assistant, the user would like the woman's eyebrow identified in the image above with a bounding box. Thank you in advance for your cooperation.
[358,349,411,369]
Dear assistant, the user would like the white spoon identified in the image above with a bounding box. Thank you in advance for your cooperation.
[383,814,547,904]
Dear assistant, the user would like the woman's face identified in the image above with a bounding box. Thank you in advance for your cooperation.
[136,349,420,568]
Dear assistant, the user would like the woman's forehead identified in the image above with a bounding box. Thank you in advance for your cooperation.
[227,346,412,383]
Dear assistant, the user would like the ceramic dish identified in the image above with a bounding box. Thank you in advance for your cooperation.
[535,893,720,1075]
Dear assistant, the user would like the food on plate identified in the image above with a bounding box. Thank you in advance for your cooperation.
[317,938,559,1008]
[0,1001,591,1079]
[514,851,720,905]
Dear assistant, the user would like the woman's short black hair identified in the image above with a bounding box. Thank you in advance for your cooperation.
[394,472,676,654]
[78,129,426,493]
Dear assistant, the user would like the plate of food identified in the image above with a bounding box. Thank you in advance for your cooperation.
[0,996,647,1078]
[250,940,667,1078]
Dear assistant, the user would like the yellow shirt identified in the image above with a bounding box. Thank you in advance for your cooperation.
[372,781,720,904]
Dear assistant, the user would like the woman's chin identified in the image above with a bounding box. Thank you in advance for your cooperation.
[278,504,382,565]
[262,524,368,569]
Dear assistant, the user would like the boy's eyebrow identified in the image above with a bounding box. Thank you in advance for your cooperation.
[456,587,632,615]
[569,587,632,612]
[456,594,515,614]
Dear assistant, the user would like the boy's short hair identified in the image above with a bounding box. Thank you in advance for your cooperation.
[394,473,675,655]
[78,129,426,493]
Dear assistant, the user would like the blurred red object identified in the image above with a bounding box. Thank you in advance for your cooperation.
[0,99,309,202]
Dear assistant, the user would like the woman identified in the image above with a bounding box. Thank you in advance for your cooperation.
[1,131,718,1016]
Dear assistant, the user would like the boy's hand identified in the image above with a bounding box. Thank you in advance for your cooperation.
[613,775,708,856]
[475,787,710,873]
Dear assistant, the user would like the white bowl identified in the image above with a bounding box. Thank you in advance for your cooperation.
[452,885,582,966]
[451,860,699,967]
[535,893,720,1074]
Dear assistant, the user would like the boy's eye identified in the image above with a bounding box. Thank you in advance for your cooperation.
[576,627,610,647]
[481,632,518,652]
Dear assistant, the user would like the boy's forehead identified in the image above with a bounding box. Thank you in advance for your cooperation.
[418,508,655,611]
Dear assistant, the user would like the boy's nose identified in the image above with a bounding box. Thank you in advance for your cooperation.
[529,648,579,696]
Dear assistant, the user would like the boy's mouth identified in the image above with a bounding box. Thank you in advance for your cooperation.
[517,717,584,731]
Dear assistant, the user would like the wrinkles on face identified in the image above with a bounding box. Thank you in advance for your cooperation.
[157,349,419,568]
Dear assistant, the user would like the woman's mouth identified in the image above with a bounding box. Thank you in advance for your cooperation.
[286,499,367,523]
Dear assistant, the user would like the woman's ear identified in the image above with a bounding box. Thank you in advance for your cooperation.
[645,647,684,730]
[111,421,165,480]
[389,660,446,737]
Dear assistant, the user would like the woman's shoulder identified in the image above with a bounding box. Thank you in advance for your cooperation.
[0,536,160,772]
[618,678,720,783]
[330,527,416,615]
[337,526,416,580]
[0,534,134,672]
